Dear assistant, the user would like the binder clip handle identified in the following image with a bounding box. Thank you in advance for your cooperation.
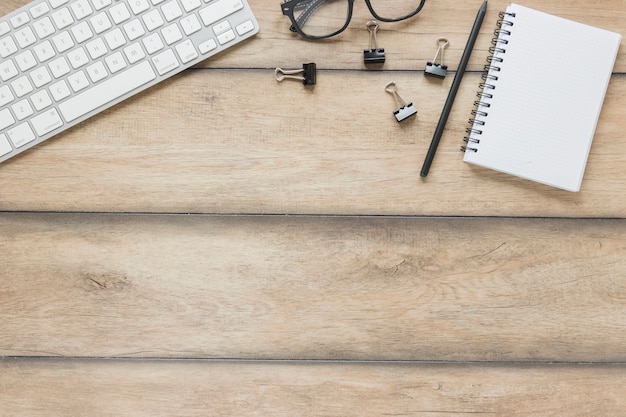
[364,20,385,65]
[425,37,449,78]
[275,63,316,85]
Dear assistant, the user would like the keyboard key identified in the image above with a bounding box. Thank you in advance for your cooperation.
[7,122,36,148]
[92,0,112,11]
[15,50,37,71]
[198,39,217,54]
[199,0,243,26]
[30,66,52,87]
[59,61,156,122]
[124,42,146,64]
[86,37,108,59]
[0,109,16,130]
[49,56,71,78]
[70,0,93,20]
[34,17,56,38]
[50,80,71,101]
[15,27,37,48]
[10,12,30,29]
[217,29,235,45]
[181,0,202,12]
[143,33,164,54]
[175,39,198,64]
[30,2,50,18]
[90,12,112,34]
[143,9,164,31]
[212,20,231,35]
[236,20,255,36]
[161,0,183,22]
[129,0,150,15]
[50,0,70,8]
[162,23,183,45]
[152,49,179,75]
[0,85,15,106]
[12,99,34,120]
[0,134,12,157]
[105,51,127,73]
[31,108,63,136]
[0,36,18,58]
[52,7,74,29]
[0,59,19,81]
[0,21,10,36]
[124,19,146,41]
[52,31,75,52]
[105,28,126,50]
[71,21,94,43]
[67,47,90,69]
[86,61,108,82]
[68,70,90,92]
[11,75,34,97]
[33,40,56,62]
[180,15,201,36]
[31,90,53,111]
[110,3,131,24]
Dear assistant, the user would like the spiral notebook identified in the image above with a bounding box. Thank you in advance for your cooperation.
[463,4,621,192]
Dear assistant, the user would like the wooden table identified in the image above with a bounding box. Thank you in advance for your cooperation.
[2,0,626,414]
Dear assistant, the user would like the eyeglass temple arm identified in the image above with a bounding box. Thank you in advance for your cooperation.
[288,0,329,33]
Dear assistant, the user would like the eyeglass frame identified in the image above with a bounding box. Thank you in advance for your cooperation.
[280,0,427,40]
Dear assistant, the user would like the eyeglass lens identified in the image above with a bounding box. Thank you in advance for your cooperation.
[290,0,425,39]
[367,0,425,21]
[291,0,351,38]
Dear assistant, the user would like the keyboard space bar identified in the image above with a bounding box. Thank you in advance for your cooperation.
[59,62,157,123]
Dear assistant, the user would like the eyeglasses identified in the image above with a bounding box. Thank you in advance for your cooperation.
[280,0,427,40]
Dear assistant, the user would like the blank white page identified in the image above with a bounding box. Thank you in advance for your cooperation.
[463,3,621,192]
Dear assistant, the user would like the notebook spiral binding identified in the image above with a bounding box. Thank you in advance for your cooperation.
[462,11,517,153]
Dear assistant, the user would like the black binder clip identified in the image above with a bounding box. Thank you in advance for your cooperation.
[363,21,385,65]
[385,82,417,123]
[274,63,316,85]
[425,37,449,79]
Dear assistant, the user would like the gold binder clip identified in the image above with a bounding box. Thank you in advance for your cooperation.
[385,82,417,122]
[425,37,449,78]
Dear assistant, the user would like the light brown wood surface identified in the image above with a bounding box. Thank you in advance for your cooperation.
[1,0,625,415]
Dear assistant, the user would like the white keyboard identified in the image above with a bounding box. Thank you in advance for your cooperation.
[0,0,259,164]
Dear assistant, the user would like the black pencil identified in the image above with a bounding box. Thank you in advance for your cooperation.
[420,0,488,177]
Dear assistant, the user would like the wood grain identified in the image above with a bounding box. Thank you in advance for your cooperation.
[3,213,626,361]
[0,1,624,216]
[2,359,626,417]
[0,70,624,216]
[3,0,624,71]
[1,0,625,414]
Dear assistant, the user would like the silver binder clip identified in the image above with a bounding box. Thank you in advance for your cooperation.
[385,82,417,123]
[425,37,449,79]
[363,21,385,65]
[274,63,316,85]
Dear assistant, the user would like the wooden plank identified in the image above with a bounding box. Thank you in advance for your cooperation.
[2,0,624,71]
[0,71,624,216]
[0,1,624,215]
[2,359,626,416]
[3,213,626,361]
